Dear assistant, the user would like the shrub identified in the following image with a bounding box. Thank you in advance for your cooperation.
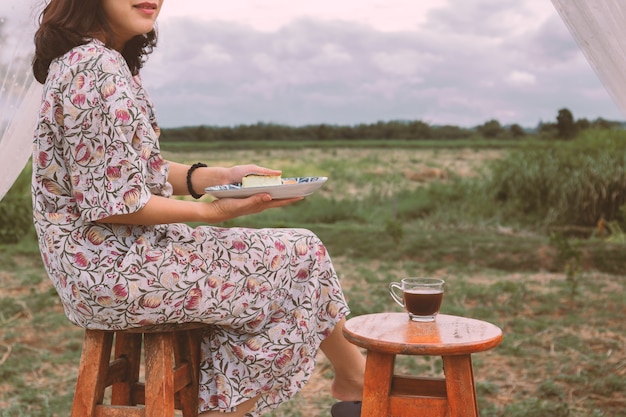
[0,164,34,244]
[484,130,626,228]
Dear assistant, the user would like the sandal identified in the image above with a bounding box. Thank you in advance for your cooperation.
[330,401,362,417]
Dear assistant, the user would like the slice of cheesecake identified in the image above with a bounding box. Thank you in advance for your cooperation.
[241,174,283,188]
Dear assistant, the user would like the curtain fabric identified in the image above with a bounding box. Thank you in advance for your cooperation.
[551,0,626,118]
[0,1,39,201]
[0,83,40,201]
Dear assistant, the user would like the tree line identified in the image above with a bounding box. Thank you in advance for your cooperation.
[160,108,623,143]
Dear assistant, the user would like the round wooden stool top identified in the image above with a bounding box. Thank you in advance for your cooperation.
[344,313,503,356]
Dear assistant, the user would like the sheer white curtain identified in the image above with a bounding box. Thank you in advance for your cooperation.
[551,0,626,118]
[0,1,41,201]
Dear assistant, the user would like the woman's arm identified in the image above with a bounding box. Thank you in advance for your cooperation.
[167,161,282,196]
[96,160,295,225]
[96,193,302,225]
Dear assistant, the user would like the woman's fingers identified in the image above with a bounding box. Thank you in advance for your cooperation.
[229,165,282,183]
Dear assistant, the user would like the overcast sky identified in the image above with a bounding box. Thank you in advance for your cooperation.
[138,0,625,129]
[2,0,624,129]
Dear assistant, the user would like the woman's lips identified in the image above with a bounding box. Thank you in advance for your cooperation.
[135,2,157,9]
[134,2,157,14]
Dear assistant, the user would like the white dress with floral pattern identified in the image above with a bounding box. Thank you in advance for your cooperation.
[31,40,349,415]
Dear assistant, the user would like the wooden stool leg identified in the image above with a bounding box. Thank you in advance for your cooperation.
[362,350,395,417]
[111,332,143,406]
[442,355,478,417]
[71,330,114,417]
[144,332,175,417]
[174,329,202,417]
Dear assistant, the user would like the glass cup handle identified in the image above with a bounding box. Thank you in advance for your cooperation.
[389,282,405,307]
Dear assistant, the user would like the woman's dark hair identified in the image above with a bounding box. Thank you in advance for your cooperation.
[32,0,158,84]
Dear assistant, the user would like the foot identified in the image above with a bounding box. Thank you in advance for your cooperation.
[331,377,364,402]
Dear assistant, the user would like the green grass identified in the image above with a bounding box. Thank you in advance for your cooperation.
[0,247,83,417]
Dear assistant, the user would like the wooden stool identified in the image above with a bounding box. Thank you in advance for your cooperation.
[343,313,503,417]
[71,323,209,417]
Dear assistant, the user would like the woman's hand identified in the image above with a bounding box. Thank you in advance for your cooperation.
[205,193,302,223]
[226,165,282,184]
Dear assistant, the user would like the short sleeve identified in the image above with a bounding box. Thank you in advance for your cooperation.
[60,48,153,222]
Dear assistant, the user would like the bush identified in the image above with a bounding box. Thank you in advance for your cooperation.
[0,163,34,244]
[484,130,626,228]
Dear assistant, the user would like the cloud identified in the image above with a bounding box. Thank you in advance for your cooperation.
[506,71,536,86]
[143,2,621,128]
[159,0,450,32]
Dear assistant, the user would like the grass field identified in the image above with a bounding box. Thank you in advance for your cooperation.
[1,145,625,416]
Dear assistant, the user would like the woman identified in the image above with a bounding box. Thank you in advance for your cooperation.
[31,1,365,416]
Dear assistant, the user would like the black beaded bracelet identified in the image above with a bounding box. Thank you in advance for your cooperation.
[187,162,207,199]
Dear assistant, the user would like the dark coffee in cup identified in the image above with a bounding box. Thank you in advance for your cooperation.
[403,289,443,317]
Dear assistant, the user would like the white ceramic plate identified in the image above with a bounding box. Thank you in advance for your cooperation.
[205,177,328,199]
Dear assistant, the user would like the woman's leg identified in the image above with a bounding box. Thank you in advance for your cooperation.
[320,317,366,401]
[198,319,363,416]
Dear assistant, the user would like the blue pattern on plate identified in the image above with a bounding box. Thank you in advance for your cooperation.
[205,177,328,199]
[208,177,325,191]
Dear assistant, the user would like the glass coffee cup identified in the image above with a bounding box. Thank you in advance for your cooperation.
[389,278,445,322]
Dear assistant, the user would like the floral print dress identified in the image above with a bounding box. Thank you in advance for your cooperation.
[31,39,349,416]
